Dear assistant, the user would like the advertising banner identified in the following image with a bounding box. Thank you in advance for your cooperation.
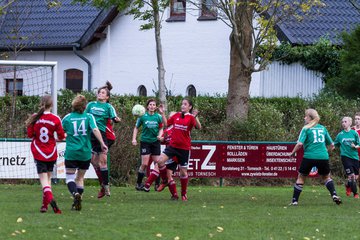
[167,141,303,178]
[0,141,97,179]
[0,140,303,179]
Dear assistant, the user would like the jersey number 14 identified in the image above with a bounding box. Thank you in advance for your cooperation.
[72,120,87,136]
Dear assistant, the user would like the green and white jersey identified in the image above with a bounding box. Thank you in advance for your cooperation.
[85,101,117,132]
[297,124,333,160]
[334,129,360,160]
[135,112,163,143]
[62,112,98,161]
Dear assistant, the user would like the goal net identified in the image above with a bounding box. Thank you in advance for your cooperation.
[0,60,61,179]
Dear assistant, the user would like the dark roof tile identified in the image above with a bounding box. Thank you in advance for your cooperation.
[277,0,360,45]
[0,0,102,50]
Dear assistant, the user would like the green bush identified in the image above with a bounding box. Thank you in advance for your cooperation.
[1,91,359,184]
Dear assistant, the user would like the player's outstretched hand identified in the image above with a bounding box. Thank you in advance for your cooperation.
[113,116,121,123]
[101,144,108,153]
[193,109,200,117]
[158,104,165,115]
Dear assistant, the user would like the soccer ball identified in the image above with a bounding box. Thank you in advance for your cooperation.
[132,104,146,116]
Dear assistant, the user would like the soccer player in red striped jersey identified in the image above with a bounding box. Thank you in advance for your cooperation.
[157,98,201,201]
[26,95,65,214]
[156,112,177,193]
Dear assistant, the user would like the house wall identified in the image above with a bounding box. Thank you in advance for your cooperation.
[2,6,323,98]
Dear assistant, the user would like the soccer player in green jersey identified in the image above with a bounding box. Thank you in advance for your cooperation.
[334,116,360,198]
[86,82,120,197]
[132,99,165,191]
[62,95,108,211]
[289,109,342,205]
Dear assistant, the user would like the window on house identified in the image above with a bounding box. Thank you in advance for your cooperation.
[5,78,23,96]
[65,69,83,93]
[186,85,197,97]
[198,0,217,20]
[138,85,147,96]
[166,0,186,22]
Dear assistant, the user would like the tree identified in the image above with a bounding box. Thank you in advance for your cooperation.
[326,25,360,98]
[0,0,61,127]
[214,0,324,120]
[0,0,14,15]
[75,0,169,109]
[349,0,360,13]
[0,0,39,121]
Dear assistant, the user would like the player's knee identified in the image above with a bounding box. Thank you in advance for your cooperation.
[66,173,76,184]
[349,173,356,180]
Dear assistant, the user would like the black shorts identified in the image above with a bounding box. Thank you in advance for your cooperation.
[65,160,91,170]
[107,139,115,149]
[35,160,56,174]
[298,158,330,176]
[163,146,190,167]
[140,141,161,156]
[91,131,108,153]
[341,156,359,175]
[165,158,178,172]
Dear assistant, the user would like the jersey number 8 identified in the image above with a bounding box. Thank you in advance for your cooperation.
[39,127,49,143]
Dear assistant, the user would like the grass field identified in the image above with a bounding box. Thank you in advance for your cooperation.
[0,184,359,240]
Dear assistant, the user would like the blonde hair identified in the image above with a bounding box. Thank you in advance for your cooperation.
[343,116,353,125]
[304,109,320,129]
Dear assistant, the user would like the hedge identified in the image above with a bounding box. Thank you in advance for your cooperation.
[1,89,359,185]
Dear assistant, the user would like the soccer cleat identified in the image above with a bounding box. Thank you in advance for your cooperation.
[156,182,169,192]
[170,195,179,201]
[181,194,188,202]
[355,194,359,199]
[135,183,144,191]
[289,201,298,206]
[104,185,111,197]
[49,199,62,214]
[346,186,351,196]
[143,186,150,192]
[332,195,342,205]
[98,187,105,199]
[40,205,48,213]
[72,193,82,211]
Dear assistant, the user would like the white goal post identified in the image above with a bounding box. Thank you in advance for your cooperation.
[0,60,97,179]
[0,60,58,114]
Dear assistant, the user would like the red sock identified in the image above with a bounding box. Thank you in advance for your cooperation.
[159,165,168,182]
[43,186,53,205]
[145,170,159,188]
[168,180,178,197]
[94,167,103,186]
[180,176,188,196]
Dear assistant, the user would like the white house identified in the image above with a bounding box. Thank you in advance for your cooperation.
[0,0,357,98]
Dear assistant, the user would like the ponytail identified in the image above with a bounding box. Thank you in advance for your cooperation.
[304,109,320,129]
[25,95,53,127]
[25,107,45,127]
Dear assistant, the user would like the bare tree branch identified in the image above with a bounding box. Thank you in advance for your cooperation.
[349,0,360,13]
